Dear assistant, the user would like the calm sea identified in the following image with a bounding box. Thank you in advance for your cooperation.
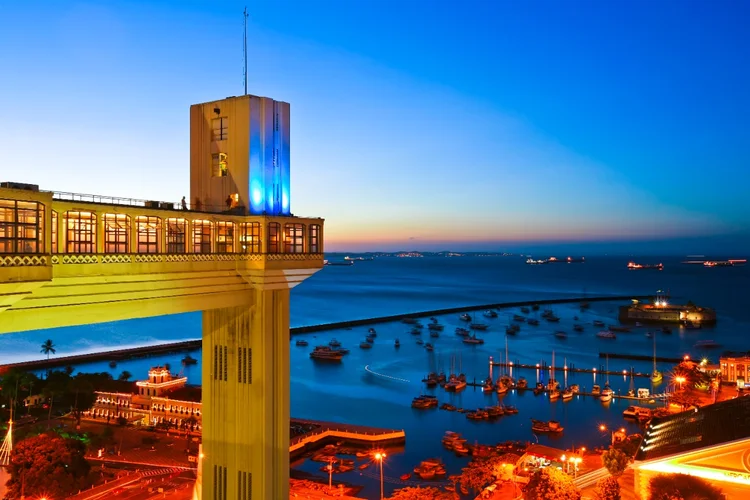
[1,255,747,497]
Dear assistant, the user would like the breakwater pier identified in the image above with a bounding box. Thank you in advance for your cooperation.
[488,361,651,378]
[0,294,654,373]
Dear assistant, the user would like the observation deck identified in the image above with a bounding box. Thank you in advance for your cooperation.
[0,184,324,334]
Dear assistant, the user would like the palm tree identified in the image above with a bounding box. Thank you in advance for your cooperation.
[40,339,56,360]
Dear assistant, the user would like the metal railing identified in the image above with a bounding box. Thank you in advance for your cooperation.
[46,190,322,219]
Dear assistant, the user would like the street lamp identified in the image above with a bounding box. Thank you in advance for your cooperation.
[374,452,386,500]
[675,376,686,391]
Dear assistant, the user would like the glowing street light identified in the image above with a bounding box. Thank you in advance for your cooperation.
[599,424,606,432]
[675,376,686,390]
[374,452,386,500]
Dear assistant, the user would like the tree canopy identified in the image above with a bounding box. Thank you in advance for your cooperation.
[602,447,629,477]
[524,468,581,500]
[595,476,621,500]
[459,455,507,493]
[387,486,453,500]
[649,473,723,500]
[5,432,91,499]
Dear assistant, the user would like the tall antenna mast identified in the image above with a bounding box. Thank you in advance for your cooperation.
[243,6,249,95]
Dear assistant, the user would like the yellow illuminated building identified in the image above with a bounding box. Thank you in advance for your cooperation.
[0,94,324,500]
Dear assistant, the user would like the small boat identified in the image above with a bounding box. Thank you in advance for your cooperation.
[483,310,498,318]
[368,328,376,334]
[580,302,591,309]
[182,354,198,365]
[549,389,560,400]
[463,334,484,345]
[593,320,606,327]
[517,378,528,389]
[661,326,673,334]
[695,339,720,349]
[573,324,584,332]
[365,336,374,344]
[400,473,411,481]
[506,325,520,335]
[532,304,540,311]
[459,313,472,322]
[597,330,617,339]
[411,395,438,409]
[109,361,117,368]
[545,315,561,323]
[333,347,350,355]
[684,321,702,330]
[470,323,489,330]
[527,318,539,326]
[562,388,573,400]
[554,331,567,339]
[428,323,444,331]
[531,419,563,433]
[569,384,579,393]
[592,384,601,395]
[520,307,530,314]
[503,405,519,414]
[410,327,421,335]
[645,332,653,338]
[295,339,309,347]
[429,330,440,338]
[430,317,438,323]
[310,346,345,362]
[600,391,613,403]
[394,339,400,348]
[440,403,457,411]
[425,343,434,351]
[329,339,342,347]
[512,314,526,322]
[359,342,372,349]
[416,339,424,345]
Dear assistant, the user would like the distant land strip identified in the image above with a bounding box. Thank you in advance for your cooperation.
[0,294,652,372]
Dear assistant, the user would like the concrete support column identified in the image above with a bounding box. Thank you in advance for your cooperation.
[201,287,291,500]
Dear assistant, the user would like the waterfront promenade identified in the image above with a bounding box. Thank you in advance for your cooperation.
[0,294,651,372]
[290,419,406,457]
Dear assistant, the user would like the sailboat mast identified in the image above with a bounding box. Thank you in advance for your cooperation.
[653,335,657,372]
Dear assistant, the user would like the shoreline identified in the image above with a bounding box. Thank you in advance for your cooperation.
[0,294,650,373]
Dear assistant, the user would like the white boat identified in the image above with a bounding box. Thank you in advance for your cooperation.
[562,388,573,400]
[600,389,613,403]
[463,334,484,345]
[597,330,616,339]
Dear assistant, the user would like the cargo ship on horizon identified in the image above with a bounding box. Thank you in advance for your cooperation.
[627,261,664,270]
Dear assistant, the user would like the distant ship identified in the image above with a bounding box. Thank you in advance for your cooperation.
[324,259,354,266]
[344,256,374,261]
[627,261,663,270]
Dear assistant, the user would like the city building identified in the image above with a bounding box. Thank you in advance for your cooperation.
[0,93,324,500]
[633,397,750,499]
[720,352,750,389]
[88,367,201,429]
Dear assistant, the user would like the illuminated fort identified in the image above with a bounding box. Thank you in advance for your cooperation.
[618,291,717,325]
[0,94,324,499]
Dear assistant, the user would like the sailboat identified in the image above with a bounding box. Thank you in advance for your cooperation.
[600,354,613,402]
[650,335,663,384]
[548,351,560,400]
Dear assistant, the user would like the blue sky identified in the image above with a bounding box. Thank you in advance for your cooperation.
[0,0,748,253]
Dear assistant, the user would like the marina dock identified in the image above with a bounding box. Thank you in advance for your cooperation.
[290,419,406,459]
[488,361,651,378]
[599,352,684,363]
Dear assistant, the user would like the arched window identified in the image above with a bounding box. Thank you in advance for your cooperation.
[216,221,234,253]
[192,220,212,253]
[308,224,320,254]
[166,218,186,253]
[103,214,130,254]
[239,222,261,253]
[65,211,96,253]
[0,199,45,254]
[137,216,161,253]
[284,223,304,253]
[267,222,281,254]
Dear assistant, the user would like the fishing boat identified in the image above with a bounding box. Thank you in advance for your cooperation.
[531,419,563,433]
[520,306,530,314]
[359,341,372,349]
[425,343,434,351]
[546,315,561,322]
[410,327,421,335]
[463,334,484,345]
[483,379,494,393]
[310,346,345,361]
[295,339,309,347]
[459,313,472,322]
[512,314,526,322]
[593,320,606,327]
[455,327,469,337]
[416,339,424,345]
[651,335,662,383]
[428,323,444,331]
[483,310,498,318]
[329,339,342,347]
[470,323,489,330]
[182,354,198,365]
[411,395,438,409]
[394,339,400,348]
[554,331,568,339]
[368,328,376,334]
[573,324,584,332]
[429,330,440,338]
[597,330,617,339]
[562,388,574,400]
[527,318,539,326]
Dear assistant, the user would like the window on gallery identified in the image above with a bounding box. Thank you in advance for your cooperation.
[166,218,186,253]
[65,211,96,254]
[308,224,320,254]
[51,211,57,254]
[0,199,45,254]
[103,214,130,254]
[192,220,212,254]
[137,216,161,253]
[267,222,281,254]
[284,223,304,253]
[239,222,261,253]
[211,117,228,141]
[211,153,228,177]
[216,221,234,253]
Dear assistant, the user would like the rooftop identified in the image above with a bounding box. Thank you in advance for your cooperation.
[635,396,750,462]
